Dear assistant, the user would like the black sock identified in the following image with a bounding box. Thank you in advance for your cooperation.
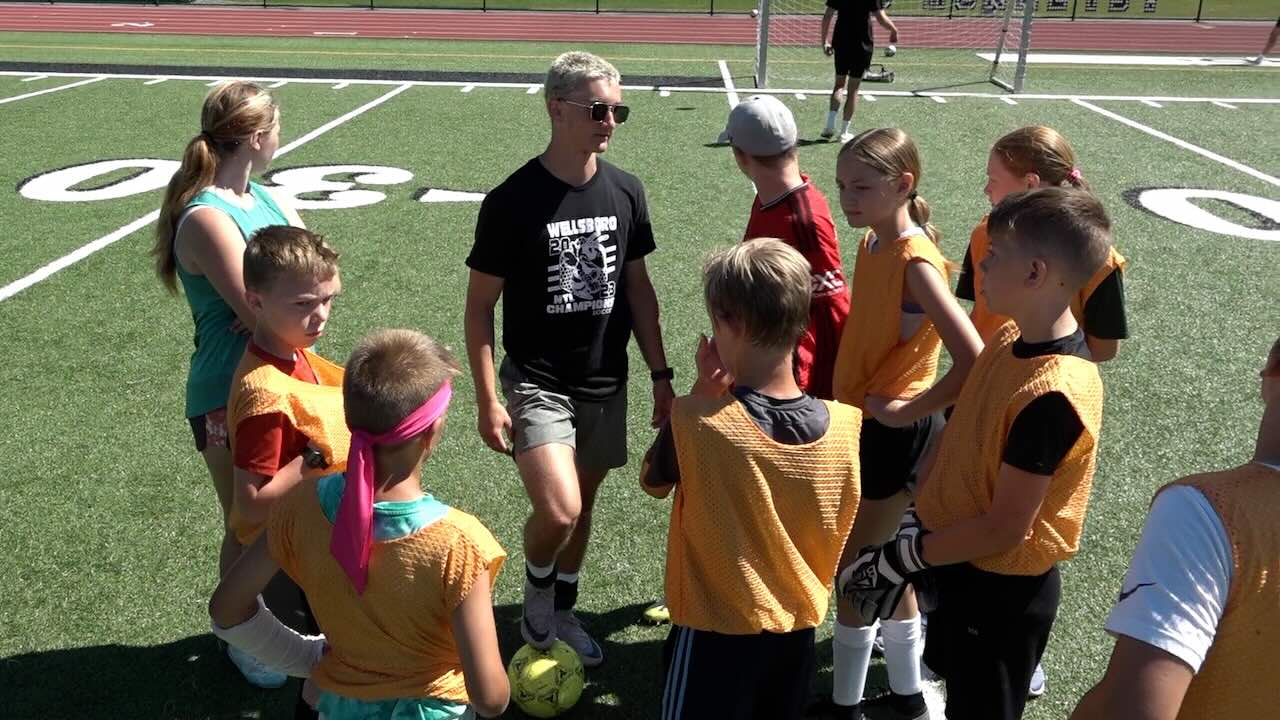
[554,578,578,612]
[526,562,556,589]
[890,691,925,713]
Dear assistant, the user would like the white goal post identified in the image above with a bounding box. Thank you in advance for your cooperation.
[753,0,1037,93]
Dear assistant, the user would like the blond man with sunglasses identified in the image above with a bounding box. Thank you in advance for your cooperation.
[464,51,672,668]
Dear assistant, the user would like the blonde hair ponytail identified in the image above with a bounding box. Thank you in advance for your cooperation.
[152,81,278,293]
[992,125,1089,192]
[841,128,944,247]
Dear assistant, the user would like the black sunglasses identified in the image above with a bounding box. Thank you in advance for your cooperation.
[560,99,630,124]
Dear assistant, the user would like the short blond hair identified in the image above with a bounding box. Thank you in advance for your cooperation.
[243,225,340,291]
[344,329,460,436]
[545,51,620,99]
[703,238,811,351]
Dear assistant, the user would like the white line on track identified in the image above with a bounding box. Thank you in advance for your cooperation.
[1001,97,1018,105]
[0,83,413,303]
[1072,99,1278,188]
[20,74,46,82]
[718,59,738,108]
[0,76,104,106]
[143,77,167,85]
[1,70,1276,105]
[1142,99,1163,108]
[1212,101,1237,109]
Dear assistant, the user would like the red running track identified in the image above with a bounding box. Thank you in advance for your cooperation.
[0,3,1270,51]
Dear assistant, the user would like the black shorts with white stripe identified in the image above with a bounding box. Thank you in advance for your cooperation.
[661,624,815,720]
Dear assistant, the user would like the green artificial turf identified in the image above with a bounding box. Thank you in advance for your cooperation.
[0,28,1277,720]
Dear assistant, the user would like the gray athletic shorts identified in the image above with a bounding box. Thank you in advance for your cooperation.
[498,357,628,470]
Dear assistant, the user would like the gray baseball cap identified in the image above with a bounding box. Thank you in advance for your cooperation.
[718,94,797,156]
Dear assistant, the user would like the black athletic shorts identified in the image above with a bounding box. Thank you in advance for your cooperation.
[859,412,942,500]
[923,563,1061,720]
[834,41,874,78]
[661,625,815,720]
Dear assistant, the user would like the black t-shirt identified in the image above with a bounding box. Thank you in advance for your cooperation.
[956,244,1129,340]
[643,387,831,489]
[1001,329,1089,474]
[468,157,655,400]
[827,0,880,53]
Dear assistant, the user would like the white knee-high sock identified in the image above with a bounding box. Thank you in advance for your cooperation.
[882,616,924,695]
[832,622,877,707]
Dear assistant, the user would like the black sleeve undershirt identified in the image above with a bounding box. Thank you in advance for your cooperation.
[1081,269,1129,340]
[955,243,976,301]
[1002,392,1084,475]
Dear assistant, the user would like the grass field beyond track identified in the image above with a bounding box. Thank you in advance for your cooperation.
[0,26,1277,720]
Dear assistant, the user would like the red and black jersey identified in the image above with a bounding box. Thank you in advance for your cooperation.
[744,178,849,400]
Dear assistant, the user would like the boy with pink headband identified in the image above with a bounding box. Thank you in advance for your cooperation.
[211,329,510,720]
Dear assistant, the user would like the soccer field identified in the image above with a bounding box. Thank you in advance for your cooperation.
[0,25,1277,719]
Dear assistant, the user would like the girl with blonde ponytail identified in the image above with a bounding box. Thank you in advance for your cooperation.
[151,80,303,689]
[816,128,983,719]
[958,125,1129,361]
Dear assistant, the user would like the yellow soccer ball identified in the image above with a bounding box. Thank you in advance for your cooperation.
[507,641,586,718]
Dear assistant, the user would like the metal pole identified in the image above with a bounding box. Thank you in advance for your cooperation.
[596,0,600,14]
[755,0,770,87]
[1194,0,1204,22]
[1070,0,1078,20]
[710,0,715,16]
[948,0,954,22]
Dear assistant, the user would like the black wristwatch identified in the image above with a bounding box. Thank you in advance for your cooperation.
[301,445,328,469]
[650,367,674,383]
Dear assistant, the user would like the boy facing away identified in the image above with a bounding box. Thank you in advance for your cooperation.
[1072,337,1280,720]
[642,238,864,720]
[212,329,510,720]
[841,187,1113,720]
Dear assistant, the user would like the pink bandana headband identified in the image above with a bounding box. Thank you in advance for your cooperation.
[331,381,452,594]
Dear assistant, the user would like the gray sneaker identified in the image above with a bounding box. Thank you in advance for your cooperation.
[520,579,556,650]
[555,610,604,668]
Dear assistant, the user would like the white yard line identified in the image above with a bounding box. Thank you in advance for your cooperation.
[0,70,1276,105]
[1212,101,1238,109]
[143,77,168,86]
[1001,97,1018,105]
[1072,99,1279,188]
[0,76,103,106]
[461,84,475,93]
[0,83,413,303]
[20,74,46,82]
[862,93,876,102]
[1142,99,1163,108]
[718,59,738,108]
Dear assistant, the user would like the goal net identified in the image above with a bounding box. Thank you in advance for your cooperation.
[753,0,1036,93]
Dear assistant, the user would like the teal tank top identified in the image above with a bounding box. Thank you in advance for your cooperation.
[176,181,289,418]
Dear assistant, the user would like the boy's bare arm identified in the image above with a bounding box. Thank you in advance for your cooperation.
[451,570,510,719]
[920,462,1051,566]
[463,270,512,455]
[233,455,306,526]
[625,259,674,428]
[820,8,836,50]
[873,9,899,43]
[1087,335,1119,362]
[1070,636,1193,720]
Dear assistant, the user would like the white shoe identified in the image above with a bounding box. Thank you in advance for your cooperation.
[1247,56,1264,65]
[227,645,288,689]
[1028,662,1047,698]
[555,610,604,667]
[839,131,856,144]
